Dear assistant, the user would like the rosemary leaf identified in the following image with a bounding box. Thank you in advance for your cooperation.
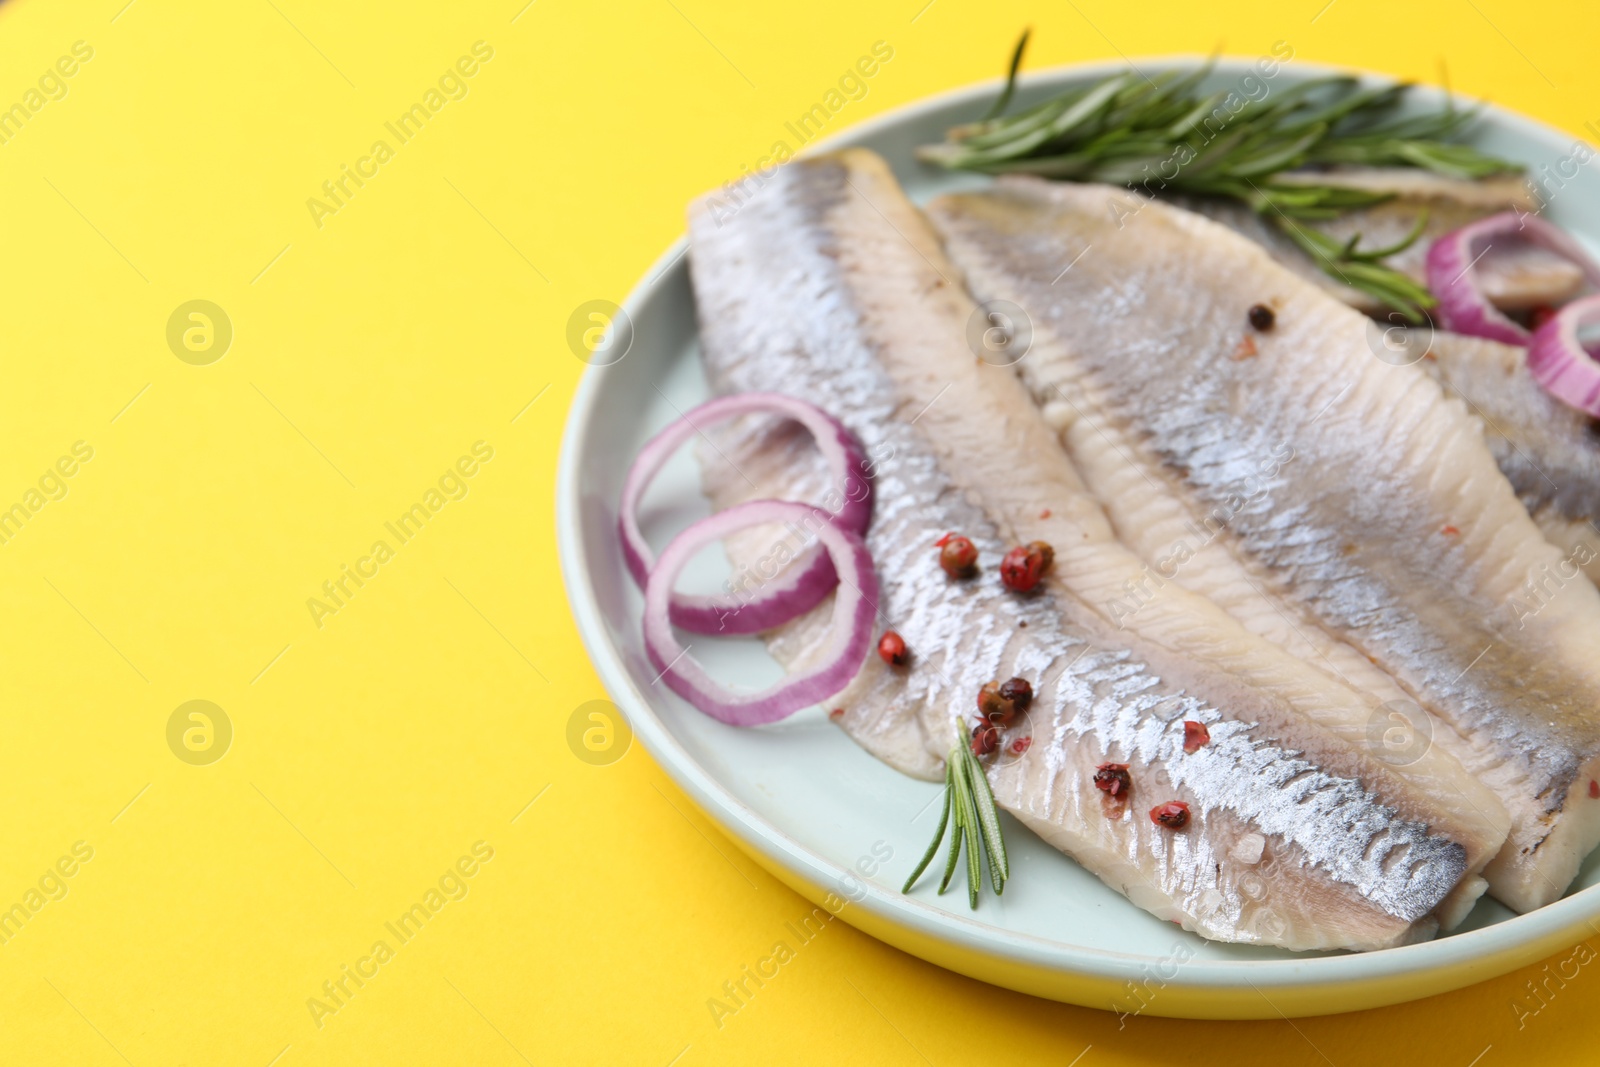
[960,755,998,895]
[980,27,1031,122]
[963,746,1009,883]
[938,817,965,894]
[1350,209,1433,261]
[900,762,953,893]
[949,750,981,908]
[972,809,1006,893]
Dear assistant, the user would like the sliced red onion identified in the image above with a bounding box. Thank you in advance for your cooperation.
[1527,295,1600,416]
[1426,213,1600,345]
[619,393,873,634]
[643,500,879,726]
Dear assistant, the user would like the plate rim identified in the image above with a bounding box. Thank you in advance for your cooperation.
[557,55,1600,1016]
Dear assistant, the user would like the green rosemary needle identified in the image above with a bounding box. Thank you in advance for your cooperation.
[917,32,1523,320]
[902,739,1009,909]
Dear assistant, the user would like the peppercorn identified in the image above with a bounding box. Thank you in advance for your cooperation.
[1093,763,1132,798]
[1248,304,1275,331]
[1000,541,1054,592]
[977,677,1033,725]
[1183,720,1210,754]
[998,677,1033,715]
[977,681,1009,723]
[1009,736,1032,756]
[878,630,908,666]
[971,721,999,757]
[1150,801,1191,830]
[936,533,979,578]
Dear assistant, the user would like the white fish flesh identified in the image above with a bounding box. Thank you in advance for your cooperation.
[929,177,1600,911]
[1408,329,1600,585]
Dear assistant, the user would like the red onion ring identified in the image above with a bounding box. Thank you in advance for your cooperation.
[1527,294,1600,416]
[619,393,873,634]
[1426,212,1600,345]
[643,500,879,726]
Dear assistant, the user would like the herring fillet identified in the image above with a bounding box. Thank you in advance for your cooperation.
[685,149,1490,949]
[1409,329,1600,585]
[928,177,1600,910]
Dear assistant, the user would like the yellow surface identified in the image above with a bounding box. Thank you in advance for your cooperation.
[2,0,1596,1062]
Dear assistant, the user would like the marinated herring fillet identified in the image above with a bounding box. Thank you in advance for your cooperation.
[685,149,1501,949]
[928,177,1600,910]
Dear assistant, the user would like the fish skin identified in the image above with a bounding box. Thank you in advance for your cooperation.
[1170,169,1582,314]
[928,176,1600,911]
[685,149,1487,949]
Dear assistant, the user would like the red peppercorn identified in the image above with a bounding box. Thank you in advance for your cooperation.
[977,681,1009,723]
[1183,720,1210,754]
[1590,779,1598,799]
[935,533,979,578]
[998,677,1033,714]
[1009,736,1032,756]
[977,677,1033,725]
[971,721,999,757]
[878,630,908,666]
[829,708,845,721]
[1000,541,1054,592]
[1093,763,1131,798]
[1530,304,1559,331]
[1150,801,1191,830]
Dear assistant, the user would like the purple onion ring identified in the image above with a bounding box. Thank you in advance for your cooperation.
[619,392,873,634]
[1426,212,1600,345]
[1528,294,1600,417]
[643,500,879,726]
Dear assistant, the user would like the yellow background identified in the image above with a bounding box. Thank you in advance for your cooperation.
[1,0,1595,1062]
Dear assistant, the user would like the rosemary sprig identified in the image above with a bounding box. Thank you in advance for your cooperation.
[918,32,1523,320]
[1271,210,1438,316]
[902,739,1009,908]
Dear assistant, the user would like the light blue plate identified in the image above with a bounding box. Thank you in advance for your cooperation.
[558,57,1600,1018]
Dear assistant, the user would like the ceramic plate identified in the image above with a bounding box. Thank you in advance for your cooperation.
[557,57,1600,1019]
